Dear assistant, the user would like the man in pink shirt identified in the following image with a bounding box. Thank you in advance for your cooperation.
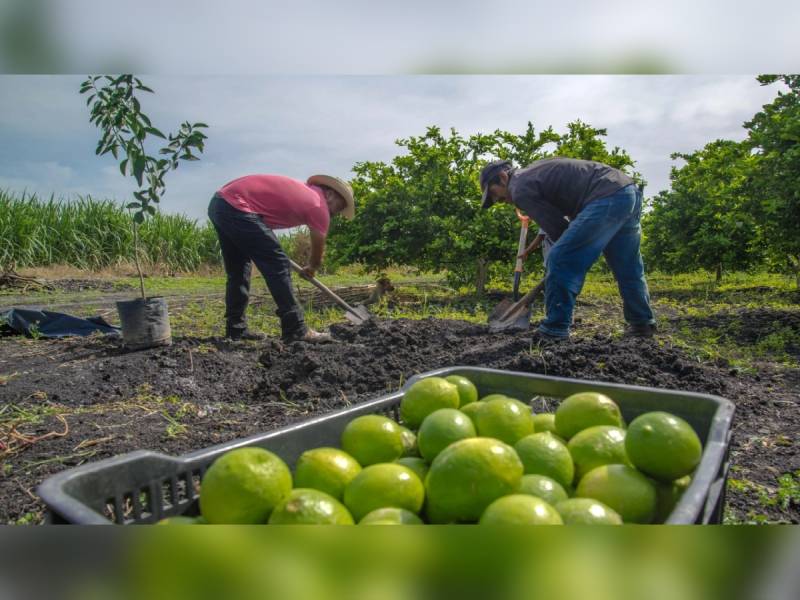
[208,173,355,342]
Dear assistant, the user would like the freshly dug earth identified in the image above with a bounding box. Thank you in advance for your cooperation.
[0,317,797,524]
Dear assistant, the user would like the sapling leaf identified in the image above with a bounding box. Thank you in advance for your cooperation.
[133,155,146,186]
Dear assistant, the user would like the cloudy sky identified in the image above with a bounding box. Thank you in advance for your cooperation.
[0,75,783,222]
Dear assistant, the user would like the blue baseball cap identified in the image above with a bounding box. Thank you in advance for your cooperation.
[480,160,512,209]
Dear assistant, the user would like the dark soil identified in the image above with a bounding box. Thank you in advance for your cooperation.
[47,279,136,293]
[1,317,797,524]
[671,308,800,359]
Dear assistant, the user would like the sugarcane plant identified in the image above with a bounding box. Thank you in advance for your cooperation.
[79,75,207,298]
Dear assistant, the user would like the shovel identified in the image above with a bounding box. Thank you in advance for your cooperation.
[488,278,545,332]
[511,209,529,301]
[288,259,372,325]
[488,211,536,331]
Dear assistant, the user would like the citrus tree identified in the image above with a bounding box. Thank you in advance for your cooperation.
[80,75,208,297]
[327,122,640,293]
[642,140,763,281]
[745,75,800,287]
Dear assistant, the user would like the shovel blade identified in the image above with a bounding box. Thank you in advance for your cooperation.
[488,298,533,332]
[344,304,372,325]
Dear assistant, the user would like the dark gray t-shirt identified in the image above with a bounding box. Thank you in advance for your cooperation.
[508,158,635,241]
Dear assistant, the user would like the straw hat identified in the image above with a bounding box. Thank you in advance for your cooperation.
[307,174,355,220]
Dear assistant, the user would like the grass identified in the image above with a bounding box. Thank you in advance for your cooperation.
[5,264,797,371]
[0,189,220,272]
[725,470,800,524]
[132,384,199,438]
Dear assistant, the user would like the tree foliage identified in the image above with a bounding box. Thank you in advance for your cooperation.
[327,121,640,292]
[642,75,800,286]
[642,140,763,281]
[79,75,208,297]
[745,75,800,286]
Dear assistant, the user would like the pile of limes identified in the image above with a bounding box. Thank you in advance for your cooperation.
[167,374,704,525]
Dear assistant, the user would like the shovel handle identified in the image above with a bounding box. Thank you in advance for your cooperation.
[513,215,529,300]
[288,259,359,315]
[514,218,529,273]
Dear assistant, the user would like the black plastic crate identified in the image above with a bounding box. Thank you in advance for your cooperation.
[37,366,735,525]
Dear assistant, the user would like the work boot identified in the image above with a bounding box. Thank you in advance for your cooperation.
[284,328,334,344]
[225,328,267,341]
[624,323,657,338]
[532,329,568,343]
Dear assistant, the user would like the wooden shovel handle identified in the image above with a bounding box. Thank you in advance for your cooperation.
[288,259,358,314]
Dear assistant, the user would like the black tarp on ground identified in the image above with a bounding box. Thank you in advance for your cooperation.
[0,308,120,338]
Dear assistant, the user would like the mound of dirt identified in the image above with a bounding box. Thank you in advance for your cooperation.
[254,318,731,408]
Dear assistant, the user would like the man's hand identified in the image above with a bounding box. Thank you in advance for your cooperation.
[306,229,325,280]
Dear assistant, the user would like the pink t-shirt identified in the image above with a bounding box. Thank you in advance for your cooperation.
[217,174,330,235]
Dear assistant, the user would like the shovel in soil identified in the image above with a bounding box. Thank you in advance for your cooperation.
[288,259,372,325]
[488,278,545,332]
[488,211,539,332]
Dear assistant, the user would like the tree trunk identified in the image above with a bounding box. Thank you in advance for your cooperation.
[475,258,489,296]
[715,262,722,283]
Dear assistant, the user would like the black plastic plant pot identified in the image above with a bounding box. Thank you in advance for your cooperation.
[37,366,734,525]
[115,297,172,351]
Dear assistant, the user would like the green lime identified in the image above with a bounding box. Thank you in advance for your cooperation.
[417,408,476,462]
[513,432,574,491]
[199,447,292,524]
[555,392,624,440]
[344,463,425,522]
[399,426,419,457]
[479,393,511,402]
[359,507,424,525]
[532,413,557,434]
[293,447,362,501]
[445,375,479,407]
[340,415,404,467]
[474,396,534,445]
[460,401,484,428]
[555,498,623,525]
[625,412,703,482]
[155,516,200,525]
[479,494,563,525]
[567,425,631,482]
[400,377,461,429]
[575,464,657,524]
[425,437,523,523]
[268,488,354,524]
[653,475,692,523]
[517,474,569,506]
[395,456,429,482]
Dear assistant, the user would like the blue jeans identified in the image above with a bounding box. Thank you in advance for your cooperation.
[538,184,655,338]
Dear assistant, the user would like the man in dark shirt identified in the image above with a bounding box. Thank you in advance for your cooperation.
[480,157,656,339]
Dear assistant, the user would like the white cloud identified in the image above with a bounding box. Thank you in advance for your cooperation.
[0,74,785,220]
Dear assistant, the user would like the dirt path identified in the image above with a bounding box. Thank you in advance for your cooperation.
[1,317,797,524]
